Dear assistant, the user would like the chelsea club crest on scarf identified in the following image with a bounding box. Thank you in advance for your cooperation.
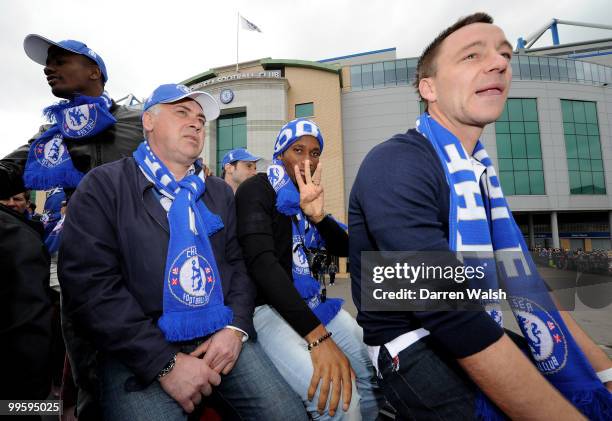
[168,246,217,307]
[61,103,100,138]
[23,92,116,190]
[33,134,70,169]
[513,297,568,374]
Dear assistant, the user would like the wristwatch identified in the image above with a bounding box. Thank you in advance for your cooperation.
[157,353,177,380]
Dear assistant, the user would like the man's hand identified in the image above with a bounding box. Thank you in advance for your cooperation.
[158,353,221,413]
[190,328,244,374]
[295,161,325,223]
[306,325,355,416]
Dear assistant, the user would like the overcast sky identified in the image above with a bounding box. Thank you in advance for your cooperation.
[1,0,611,156]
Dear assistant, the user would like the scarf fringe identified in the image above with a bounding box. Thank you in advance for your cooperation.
[313,298,344,326]
[475,391,506,420]
[474,387,612,420]
[158,305,233,342]
[43,101,70,123]
[570,387,612,420]
[23,168,84,190]
[200,208,224,236]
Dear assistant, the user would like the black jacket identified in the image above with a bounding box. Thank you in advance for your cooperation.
[0,102,143,196]
[0,204,52,399]
[59,158,257,383]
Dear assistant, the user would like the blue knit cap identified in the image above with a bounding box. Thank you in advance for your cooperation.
[273,118,324,158]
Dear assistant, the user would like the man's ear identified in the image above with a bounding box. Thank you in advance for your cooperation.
[223,163,232,175]
[418,77,437,104]
[89,65,102,83]
[142,112,155,133]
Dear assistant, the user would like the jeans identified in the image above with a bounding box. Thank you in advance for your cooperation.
[254,305,384,421]
[376,338,477,421]
[97,340,308,421]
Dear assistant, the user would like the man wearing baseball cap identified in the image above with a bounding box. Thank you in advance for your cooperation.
[0,34,143,419]
[221,148,261,193]
[59,84,307,420]
[0,34,142,196]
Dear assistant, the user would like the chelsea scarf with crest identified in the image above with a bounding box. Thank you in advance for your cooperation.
[134,141,232,342]
[267,160,343,326]
[23,92,116,190]
[416,113,611,420]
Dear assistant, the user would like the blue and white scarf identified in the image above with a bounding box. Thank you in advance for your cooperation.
[133,141,232,342]
[45,213,64,255]
[23,92,116,190]
[416,113,612,420]
[41,187,65,241]
[267,160,343,326]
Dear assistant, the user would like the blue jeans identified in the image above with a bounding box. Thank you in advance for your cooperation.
[376,338,477,420]
[254,305,384,421]
[97,340,308,421]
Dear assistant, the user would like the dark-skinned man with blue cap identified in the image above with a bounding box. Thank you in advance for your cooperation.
[0,34,142,197]
[0,34,144,420]
[221,148,261,193]
[59,83,307,420]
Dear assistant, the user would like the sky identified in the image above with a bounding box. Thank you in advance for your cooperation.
[1,0,611,156]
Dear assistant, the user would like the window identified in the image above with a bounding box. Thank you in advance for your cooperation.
[295,102,314,118]
[372,62,384,87]
[561,100,605,194]
[495,98,545,195]
[216,113,247,176]
[384,61,396,85]
[348,58,417,91]
[351,55,612,91]
[350,66,362,91]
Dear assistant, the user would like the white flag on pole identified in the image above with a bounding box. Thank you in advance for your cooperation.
[240,15,263,33]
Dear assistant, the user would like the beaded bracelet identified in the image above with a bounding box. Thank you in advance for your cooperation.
[307,332,333,351]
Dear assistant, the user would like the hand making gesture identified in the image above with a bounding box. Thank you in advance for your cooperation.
[295,160,325,223]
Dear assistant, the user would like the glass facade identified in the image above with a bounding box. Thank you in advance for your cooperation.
[350,58,417,90]
[295,102,314,118]
[350,55,612,91]
[216,113,247,176]
[561,100,605,194]
[495,98,545,195]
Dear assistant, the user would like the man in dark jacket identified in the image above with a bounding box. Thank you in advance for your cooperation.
[59,84,306,420]
[0,34,143,420]
[0,34,142,197]
[0,179,52,407]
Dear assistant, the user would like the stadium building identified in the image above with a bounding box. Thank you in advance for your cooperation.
[181,19,612,251]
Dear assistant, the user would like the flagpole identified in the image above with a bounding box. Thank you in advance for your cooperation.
[236,11,239,72]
